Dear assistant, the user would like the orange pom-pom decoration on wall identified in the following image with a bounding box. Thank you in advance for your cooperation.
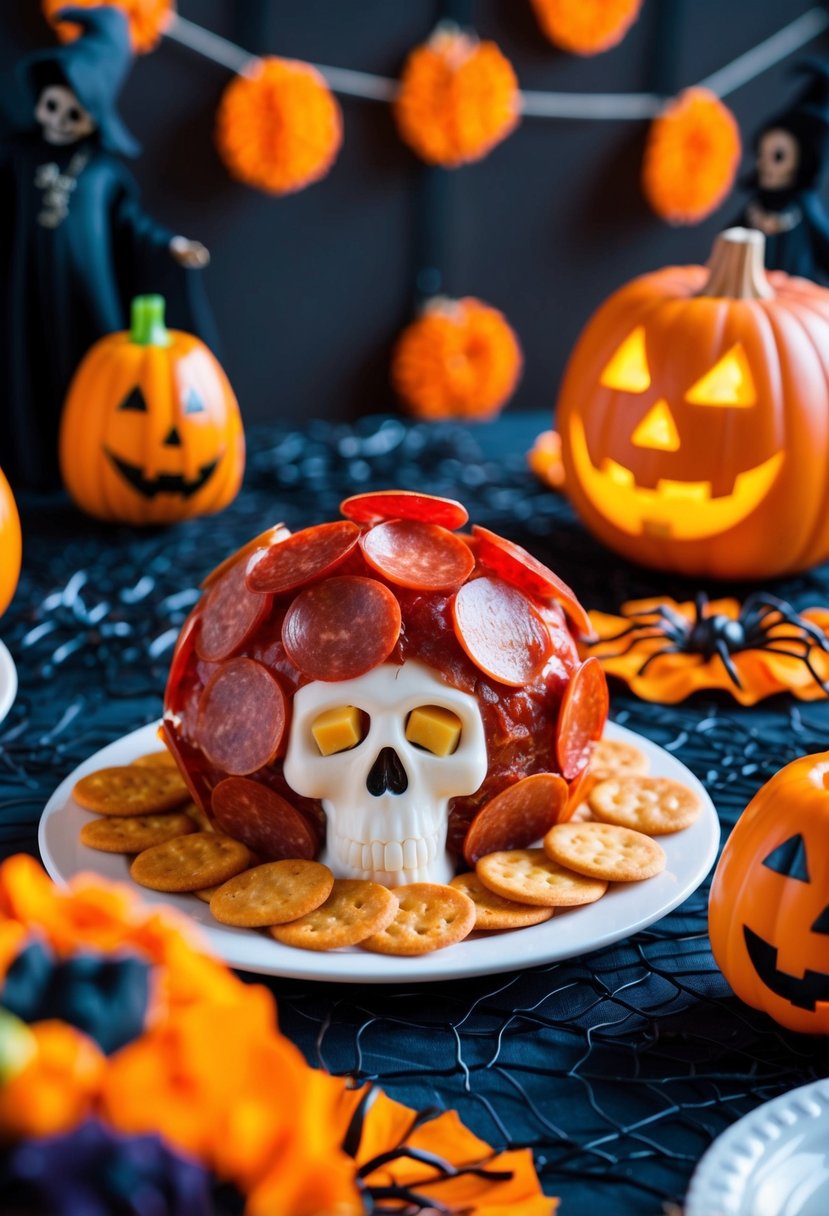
[0,467,22,620]
[392,297,523,421]
[530,0,643,55]
[642,88,741,225]
[395,26,520,168]
[42,0,175,54]
[216,57,342,195]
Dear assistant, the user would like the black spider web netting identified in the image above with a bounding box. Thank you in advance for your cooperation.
[2,414,829,1214]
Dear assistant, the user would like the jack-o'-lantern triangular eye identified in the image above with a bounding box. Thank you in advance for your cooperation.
[762,834,810,882]
[685,343,756,407]
[600,326,650,393]
[118,387,148,413]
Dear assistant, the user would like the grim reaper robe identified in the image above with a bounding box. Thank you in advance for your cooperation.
[0,132,213,489]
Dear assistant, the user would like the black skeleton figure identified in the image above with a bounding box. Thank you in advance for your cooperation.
[736,58,829,283]
[0,5,213,490]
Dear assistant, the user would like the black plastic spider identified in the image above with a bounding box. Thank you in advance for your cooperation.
[593,591,829,693]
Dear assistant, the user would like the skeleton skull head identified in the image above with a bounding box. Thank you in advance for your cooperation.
[283,660,488,886]
[35,85,96,146]
[756,127,800,191]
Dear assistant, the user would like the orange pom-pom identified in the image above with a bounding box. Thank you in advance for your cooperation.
[642,88,741,225]
[42,0,174,54]
[530,0,642,55]
[395,27,520,167]
[216,58,342,196]
[392,297,523,421]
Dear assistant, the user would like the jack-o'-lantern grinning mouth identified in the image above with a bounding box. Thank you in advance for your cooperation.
[569,414,783,541]
[106,450,221,500]
[744,924,829,1011]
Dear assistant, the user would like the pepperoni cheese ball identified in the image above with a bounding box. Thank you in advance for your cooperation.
[163,491,606,888]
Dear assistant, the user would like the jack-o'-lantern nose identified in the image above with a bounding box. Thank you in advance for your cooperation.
[631,399,680,452]
[163,426,182,447]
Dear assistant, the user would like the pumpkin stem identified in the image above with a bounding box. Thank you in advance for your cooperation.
[129,295,172,347]
[697,228,774,301]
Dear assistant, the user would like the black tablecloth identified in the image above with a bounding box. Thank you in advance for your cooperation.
[3,412,829,1215]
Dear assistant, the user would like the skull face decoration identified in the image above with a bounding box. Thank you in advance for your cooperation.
[35,84,97,145]
[163,491,603,888]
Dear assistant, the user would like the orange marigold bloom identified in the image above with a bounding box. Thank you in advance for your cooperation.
[0,1021,105,1140]
[42,0,174,54]
[530,0,642,55]
[642,88,741,225]
[395,27,520,167]
[216,57,343,195]
[392,297,523,421]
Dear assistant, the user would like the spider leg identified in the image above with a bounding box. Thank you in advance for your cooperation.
[760,643,829,692]
[636,643,687,676]
[621,603,690,631]
[593,629,679,660]
[714,637,744,689]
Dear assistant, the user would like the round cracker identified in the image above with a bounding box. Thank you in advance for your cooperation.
[589,738,649,782]
[130,832,253,892]
[544,821,665,881]
[270,879,398,950]
[73,766,189,816]
[182,800,214,833]
[210,860,334,928]
[79,811,195,854]
[476,849,607,907]
[450,872,555,929]
[361,883,475,956]
[193,886,220,903]
[588,775,701,834]
[132,751,178,769]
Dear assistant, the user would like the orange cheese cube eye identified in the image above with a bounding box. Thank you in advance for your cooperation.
[311,706,363,756]
[405,706,462,756]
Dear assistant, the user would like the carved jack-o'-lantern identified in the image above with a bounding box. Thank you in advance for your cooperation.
[59,296,244,525]
[0,467,22,619]
[558,228,829,580]
[709,753,829,1034]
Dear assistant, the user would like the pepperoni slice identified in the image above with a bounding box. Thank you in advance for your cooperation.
[282,576,401,682]
[340,490,468,530]
[556,658,609,781]
[452,576,552,687]
[197,658,287,775]
[361,520,475,592]
[160,720,214,813]
[201,525,291,589]
[246,521,360,595]
[472,526,592,638]
[196,559,271,664]
[463,773,569,866]
[563,766,597,822]
[211,776,317,860]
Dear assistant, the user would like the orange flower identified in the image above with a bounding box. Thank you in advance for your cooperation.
[642,88,741,225]
[392,297,523,421]
[528,430,567,492]
[530,0,642,55]
[357,1093,557,1215]
[0,1021,105,1139]
[216,58,342,195]
[587,598,829,705]
[395,27,519,167]
[42,0,174,54]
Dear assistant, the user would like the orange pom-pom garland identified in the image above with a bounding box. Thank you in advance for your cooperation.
[392,297,523,421]
[216,57,342,195]
[642,88,741,225]
[42,0,175,54]
[530,0,642,55]
[395,26,520,167]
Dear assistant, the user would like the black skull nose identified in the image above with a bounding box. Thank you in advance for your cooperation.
[163,426,183,447]
[366,747,408,797]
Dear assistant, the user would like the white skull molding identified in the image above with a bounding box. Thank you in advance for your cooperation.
[35,85,96,146]
[283,661,488,886]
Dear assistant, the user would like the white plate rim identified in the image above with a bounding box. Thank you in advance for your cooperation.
[38,719,720,984]
[0,639,18,727]
[685,1077,829,1216]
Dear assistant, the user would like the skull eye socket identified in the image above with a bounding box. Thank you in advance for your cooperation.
[685,343,756,408]
[45,97,58,113]
[405,706,463,756]
[762,834,810,883]
[68,108,82,123]
[599,326,651,393]
[311,706,367,756]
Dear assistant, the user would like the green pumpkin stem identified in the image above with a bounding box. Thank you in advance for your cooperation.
[129,296,172,347]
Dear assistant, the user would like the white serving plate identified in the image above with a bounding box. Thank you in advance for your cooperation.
[39,719,719,984]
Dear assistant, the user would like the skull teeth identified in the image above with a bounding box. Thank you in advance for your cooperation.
[336,833,439,876]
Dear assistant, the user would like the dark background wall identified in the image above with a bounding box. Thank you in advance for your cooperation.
[2,0,828,426]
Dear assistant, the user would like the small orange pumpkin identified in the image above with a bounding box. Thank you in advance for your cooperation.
[709,753,829,1034]
[0,468,22,619]
[59,296,244,525]
[558,227,829,579]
